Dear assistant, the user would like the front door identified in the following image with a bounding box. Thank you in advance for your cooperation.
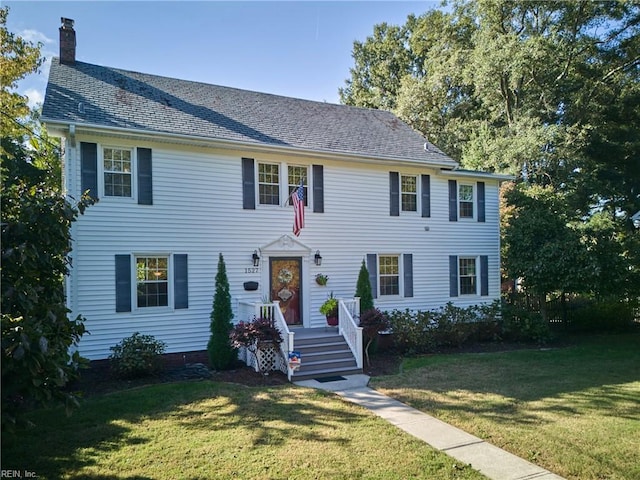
[270,257,303,326]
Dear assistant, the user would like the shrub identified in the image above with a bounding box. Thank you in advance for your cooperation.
[109,332,166,379]
[386,301,503,354]
[359,308,389,366]
[229,317,283,375]
[500,303,553,344]
[208,253,237,370]
[565,299,637,333]
[355,260,374,313]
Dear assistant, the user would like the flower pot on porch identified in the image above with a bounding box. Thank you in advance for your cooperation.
[326,314,338,326]
[320,294,339,327]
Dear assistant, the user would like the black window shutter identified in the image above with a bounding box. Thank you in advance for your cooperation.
[448,180,458,222]
[480,255,489,296]
[241,157,255,210]
[389,172,399,216]
[403,254,413,297]
[367,254,378,299]
[137,147,153,205]
[312,165,324,213]
[449,255,459,297]
[115,254,131,312]
[80,142,98,200]
[421,174,431,218]
[477,181,485,222]
[174,254,188,309]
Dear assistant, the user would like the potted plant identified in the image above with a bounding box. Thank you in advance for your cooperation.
[319,293,339,326]
[315,273,329,286]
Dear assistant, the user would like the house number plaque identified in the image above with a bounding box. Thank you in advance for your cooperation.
[244,267,260,274]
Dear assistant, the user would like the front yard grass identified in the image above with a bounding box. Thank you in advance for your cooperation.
[3,381,486,479]
[372,333,640,480]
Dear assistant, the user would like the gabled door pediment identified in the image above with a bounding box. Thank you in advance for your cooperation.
[260,235,312,256]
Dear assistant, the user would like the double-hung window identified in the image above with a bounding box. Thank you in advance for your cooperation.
[458,184,474,219]
[401,175,417,212]
[448,179,484,222]
[257,162,309,206]
[136,256,169,308]
[379,255,400,296]
[258,163,280,205]
[116,254,188,312]
[458,257,477,295]
[288,165,308,206]
[103,147,133,197]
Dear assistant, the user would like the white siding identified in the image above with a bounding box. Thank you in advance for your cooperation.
[68,135,503,359]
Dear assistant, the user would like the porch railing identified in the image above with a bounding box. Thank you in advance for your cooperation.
[237,298,363,378]
[338,297,363,369]
[237,300,294,380]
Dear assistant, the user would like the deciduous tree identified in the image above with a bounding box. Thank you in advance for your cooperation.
[1,7,94,432]
[342,1,640,298]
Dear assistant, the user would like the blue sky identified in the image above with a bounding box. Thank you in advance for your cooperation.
[6,1,441,109]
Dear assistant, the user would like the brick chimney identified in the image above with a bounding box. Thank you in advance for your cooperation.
[59,17,76,64]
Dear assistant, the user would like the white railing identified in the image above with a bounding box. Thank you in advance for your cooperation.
[237,300,294,380]
[338,297,363,369]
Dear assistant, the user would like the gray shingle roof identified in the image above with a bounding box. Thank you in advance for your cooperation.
[42,58,457,167]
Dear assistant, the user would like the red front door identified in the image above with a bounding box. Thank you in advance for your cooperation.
[270,257,302,326]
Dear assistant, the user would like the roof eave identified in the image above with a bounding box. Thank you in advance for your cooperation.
[438,167,515,182]
[42,118,459,169]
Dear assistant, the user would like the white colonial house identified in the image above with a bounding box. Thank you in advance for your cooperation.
[42,19,510,380]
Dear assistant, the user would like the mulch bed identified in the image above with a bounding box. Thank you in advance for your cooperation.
[70,353,404,397]
[71,342,545,398]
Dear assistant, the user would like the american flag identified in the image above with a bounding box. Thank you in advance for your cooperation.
[292,181,305,236]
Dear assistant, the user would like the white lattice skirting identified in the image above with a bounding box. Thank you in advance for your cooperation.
[239,344,287,375]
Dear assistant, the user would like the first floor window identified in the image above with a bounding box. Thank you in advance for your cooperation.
[103,147,132,197]
[379,255,400,296]
[401,175,417,212]
[458,184,474,218]
[459,257,477,295]
[136,256,168,307]
[258,162,280,205]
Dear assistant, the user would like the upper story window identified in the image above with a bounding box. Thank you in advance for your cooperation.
[288,165,308,206]
[136,256,169,308]
[459,257,477,295]
[257,162,309,206]
[379,255,400,296]
[458,184,474,219]
[401,175,417,212]
[258,163,280,205]
[103,147,133,197]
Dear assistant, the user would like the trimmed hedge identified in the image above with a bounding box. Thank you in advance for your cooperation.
[386,301,551,354]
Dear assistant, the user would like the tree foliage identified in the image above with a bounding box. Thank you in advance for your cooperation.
[1,136,94,431]
[0,7,44,142]
[1,7,94,432]
[342,1,640,299]
[207,253,237,370]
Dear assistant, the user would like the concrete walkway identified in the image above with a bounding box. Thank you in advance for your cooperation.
[295,375,565,480]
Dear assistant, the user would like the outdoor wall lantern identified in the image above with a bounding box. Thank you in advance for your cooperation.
[252,250,260,267]
[314,250,322,266]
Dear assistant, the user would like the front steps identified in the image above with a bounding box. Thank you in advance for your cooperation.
[290,328,362,381]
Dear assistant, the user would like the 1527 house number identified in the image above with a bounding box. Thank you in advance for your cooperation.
[244,267,260,274]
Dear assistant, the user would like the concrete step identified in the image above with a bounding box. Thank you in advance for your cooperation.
[292,366,363,382]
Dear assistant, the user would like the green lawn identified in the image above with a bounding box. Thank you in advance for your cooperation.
[372,333,640,480]
[3,381,486,480]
